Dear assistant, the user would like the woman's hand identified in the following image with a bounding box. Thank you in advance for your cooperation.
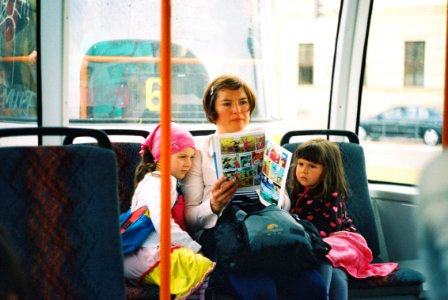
[28,50,37,64]
[210,177,237,214]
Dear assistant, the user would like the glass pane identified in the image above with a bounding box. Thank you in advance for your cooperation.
[0,0,38,126]
[404,41,425,86]
[67,0,340,141]
[359,0,445,184]
[69,0,275,124]
[298,43,314,85]
[272,0,340,132]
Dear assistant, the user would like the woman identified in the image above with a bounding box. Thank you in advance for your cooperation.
[181,74,326,300]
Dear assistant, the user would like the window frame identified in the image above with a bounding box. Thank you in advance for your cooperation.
[404,41,425,87]
[298,43,314,85]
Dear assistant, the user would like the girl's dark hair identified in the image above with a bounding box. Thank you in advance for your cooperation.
[287,138,348,200]
[134,148,158,187]
[202,74,256,124]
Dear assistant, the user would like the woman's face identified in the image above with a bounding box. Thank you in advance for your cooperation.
[214,87,251,134]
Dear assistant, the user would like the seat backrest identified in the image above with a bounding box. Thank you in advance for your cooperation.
[104,129,214,213]
[64,128,149,213]
[281,131,381,257]
[0,128,125,299]
[112,142,143,212]
[63,128,215,213]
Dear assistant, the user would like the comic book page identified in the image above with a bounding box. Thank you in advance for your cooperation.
[211,128,266,192]
[259,140,292,207]
[211,128,292,206]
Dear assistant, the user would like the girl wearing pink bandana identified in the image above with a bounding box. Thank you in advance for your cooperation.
[124,122,215,300]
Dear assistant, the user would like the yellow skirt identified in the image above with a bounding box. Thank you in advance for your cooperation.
[141,247,215,299]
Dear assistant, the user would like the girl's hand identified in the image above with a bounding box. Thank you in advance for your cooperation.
[210,177,237,214]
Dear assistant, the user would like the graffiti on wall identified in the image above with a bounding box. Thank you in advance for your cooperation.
[0,0,37,120]
[0,84,37,118]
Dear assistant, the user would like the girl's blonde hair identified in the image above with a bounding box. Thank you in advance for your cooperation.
[287,138,348,200]
[134,149,158,187]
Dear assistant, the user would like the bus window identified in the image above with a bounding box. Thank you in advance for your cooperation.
[68,1,275,125]
[80,39,209,122]
[271,0,341,132]
[0,0,38,124]
[359,0,445,184]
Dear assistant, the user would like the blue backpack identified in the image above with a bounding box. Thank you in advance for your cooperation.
[120,206,154,255]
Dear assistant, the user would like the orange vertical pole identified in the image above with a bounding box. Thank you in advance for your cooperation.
[80,58,88,119]
[443,0,448,148]
[160,0,172,299]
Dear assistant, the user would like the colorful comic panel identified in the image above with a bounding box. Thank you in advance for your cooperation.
[219,135,257,154]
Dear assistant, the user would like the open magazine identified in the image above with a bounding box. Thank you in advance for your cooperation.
[211,128,292,207]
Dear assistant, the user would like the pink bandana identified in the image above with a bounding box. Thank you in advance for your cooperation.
[140,122,196,161]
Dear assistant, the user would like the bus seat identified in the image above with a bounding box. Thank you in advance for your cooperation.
[119,129,215,300]
[280,130,425,299]
[112,141,147,213]
[64,128,149,213]
[63,128,214,214]
[0,127,125,299]
[70,128,215,299]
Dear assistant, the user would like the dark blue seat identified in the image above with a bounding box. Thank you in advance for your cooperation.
[0,127,125,299]
[63,128,214,214]
[280,129,425,299]
[111,141,147,213]
[81,128,214,299]
[64,128,150,214]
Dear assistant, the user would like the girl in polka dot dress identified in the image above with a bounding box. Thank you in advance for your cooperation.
[286,138,357,300]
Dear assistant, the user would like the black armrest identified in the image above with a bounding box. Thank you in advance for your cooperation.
[0,127,112,149]
[280,129,359,145]
[63,128,150,145]
[189,129,215,136]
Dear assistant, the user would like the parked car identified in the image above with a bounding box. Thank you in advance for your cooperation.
[359,106,443,145]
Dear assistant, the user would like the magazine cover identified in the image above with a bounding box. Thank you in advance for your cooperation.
[211,128,292,206]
